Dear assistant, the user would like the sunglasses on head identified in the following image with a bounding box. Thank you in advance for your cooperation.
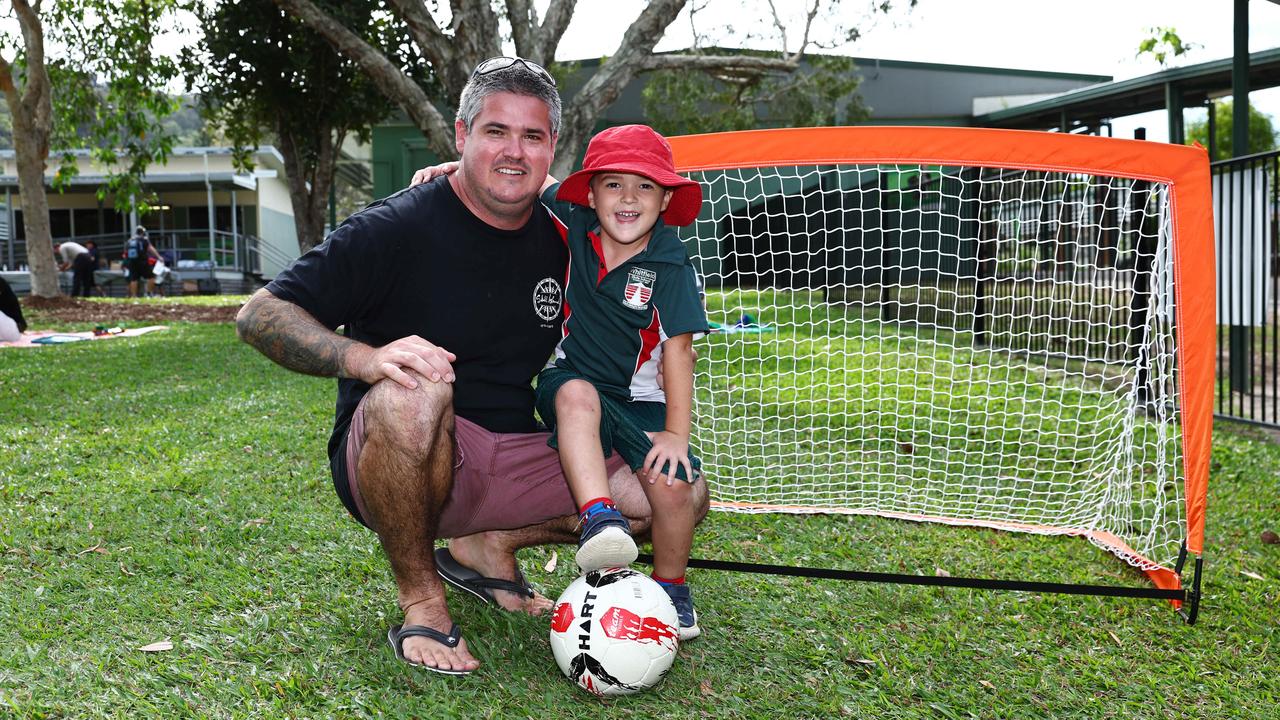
[472,56,556,87]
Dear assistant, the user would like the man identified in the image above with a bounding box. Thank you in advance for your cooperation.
[123,227,159,298]
[236,57,708,676]
[55,240,98,297]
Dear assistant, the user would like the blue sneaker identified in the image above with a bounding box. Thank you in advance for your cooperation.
[575,508,637,571]
[662,583,701,641]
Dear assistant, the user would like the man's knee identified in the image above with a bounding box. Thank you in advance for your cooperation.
[364,374,455,445]
[689,477,710,524]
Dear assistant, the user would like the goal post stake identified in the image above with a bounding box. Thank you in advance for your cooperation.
[636,553,1187,603]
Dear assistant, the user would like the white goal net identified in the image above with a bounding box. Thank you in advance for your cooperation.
[681,158,1191,576]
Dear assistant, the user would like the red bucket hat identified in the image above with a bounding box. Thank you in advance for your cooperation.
[556,124,703,227]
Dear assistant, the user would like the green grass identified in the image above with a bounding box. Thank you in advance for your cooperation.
[697,289,1183,569]
[2,301,1278,719]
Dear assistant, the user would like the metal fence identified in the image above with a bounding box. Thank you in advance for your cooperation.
[1213,149,1280,428]
[2,228,293,296]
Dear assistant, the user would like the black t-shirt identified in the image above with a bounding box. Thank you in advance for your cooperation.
[265,177,569,459]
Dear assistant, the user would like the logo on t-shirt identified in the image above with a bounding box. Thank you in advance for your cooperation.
[533,277,563,325]
[622,267,656,310]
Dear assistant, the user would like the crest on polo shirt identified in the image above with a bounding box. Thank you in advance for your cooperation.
[622,267,656,310]
[533,277,563,326]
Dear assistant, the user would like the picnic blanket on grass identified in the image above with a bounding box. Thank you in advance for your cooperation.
[1,325,169,348]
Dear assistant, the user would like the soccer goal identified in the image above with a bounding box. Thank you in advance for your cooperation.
[667,127,1211,621]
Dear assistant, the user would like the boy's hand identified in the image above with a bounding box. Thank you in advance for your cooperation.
[411,161,460,186]
[643,431,692,486]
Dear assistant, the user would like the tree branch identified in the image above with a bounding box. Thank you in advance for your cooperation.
[504,0,574,66]
[447,0,502,90]
[385,0,454,86]
[554,0,686,175]
[505,0,536,59]
[535,0,575,66]
[273,0,455,158]
[12,0,51,144]
[638,53,799,75]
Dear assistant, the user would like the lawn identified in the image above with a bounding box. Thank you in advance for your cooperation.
[1,298,1277,719]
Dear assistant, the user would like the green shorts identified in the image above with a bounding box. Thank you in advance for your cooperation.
[535,365,701,483]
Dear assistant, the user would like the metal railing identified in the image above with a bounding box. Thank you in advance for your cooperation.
[1213,149,1280,428]
[3,227,296,289]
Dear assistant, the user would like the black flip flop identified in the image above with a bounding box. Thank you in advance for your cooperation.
[387,623,473,676]
[434,547,535,605]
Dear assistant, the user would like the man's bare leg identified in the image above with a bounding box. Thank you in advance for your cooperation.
[357,375,478,673]
[446,464,708,611]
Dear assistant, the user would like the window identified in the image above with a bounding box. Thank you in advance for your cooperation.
[73,209,101,238]
[49,209,71,240]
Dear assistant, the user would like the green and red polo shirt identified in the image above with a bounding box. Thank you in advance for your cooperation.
[542,184,707,402]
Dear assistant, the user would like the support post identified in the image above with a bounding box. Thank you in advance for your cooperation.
[205,153,216,267]
[1230,0,1251,393]
[4,187,12,270]
[231,189,239,272]
[1233,0,1250,159]
[329,177,337,231]
[1166,82,1185,145]
[1129,129,1155,404]
[1207,101,1217,160]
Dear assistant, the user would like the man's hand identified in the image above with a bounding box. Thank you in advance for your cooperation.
[642,431,692,486]
[346,335,457,389]
[411,161,460,186]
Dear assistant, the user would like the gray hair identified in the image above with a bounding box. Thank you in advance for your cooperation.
[456,63,561,137]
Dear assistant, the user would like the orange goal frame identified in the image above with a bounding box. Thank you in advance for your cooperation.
[668,126,1212,598]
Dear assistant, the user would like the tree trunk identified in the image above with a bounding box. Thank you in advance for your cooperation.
[0,0,59,297]
[276,123,341,255]
[272,0,455,160]
[11,116,56,296]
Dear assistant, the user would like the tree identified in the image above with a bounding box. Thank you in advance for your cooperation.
[1136,26,1199,68]
[0,0,57,296]
[272,0,913,177]
[1187,101,1279,161]
[0,0,184,297]
[642,51,865,137]
[188,0,403,254]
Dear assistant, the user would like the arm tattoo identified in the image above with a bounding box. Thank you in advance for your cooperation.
[237,293,356,378]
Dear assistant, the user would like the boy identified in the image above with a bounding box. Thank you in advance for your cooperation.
[537,124,707,639]
[411,124,708,640]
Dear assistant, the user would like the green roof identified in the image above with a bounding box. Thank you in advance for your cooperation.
[976,47,1280,130]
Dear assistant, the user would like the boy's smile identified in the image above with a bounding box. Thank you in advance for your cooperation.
[588,172,674,254]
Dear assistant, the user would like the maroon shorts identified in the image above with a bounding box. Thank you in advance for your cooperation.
[332,394,627,538]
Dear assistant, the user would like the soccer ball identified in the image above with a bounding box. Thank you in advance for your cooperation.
[549,567,680,697]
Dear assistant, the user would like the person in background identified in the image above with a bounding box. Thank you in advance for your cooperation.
[55,241,98,297]
[123,227,159,298]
